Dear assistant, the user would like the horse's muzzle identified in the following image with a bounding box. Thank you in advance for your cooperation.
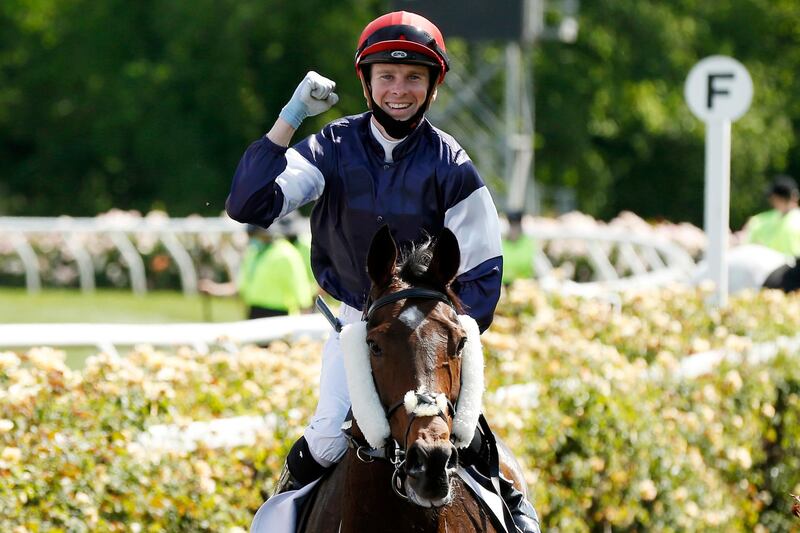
[404,442,458,506]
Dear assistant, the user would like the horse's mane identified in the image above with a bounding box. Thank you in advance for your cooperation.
[397,236,464,314]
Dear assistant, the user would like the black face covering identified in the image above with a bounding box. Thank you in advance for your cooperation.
[369,96,428,139]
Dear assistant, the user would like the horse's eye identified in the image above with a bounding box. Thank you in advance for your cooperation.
[454,337,467,358]
[367,339,383,357]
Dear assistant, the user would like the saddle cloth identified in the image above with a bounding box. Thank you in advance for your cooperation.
[249,466,507,533]
[250,477,321,533]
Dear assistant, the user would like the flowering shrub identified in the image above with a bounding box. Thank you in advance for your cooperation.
[2,284,800,531]
[487,281,800,531]
[0,341,320,532]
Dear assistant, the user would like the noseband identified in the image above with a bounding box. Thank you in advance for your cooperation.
[383,390,456,500]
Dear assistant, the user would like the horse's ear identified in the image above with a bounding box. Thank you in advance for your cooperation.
[428,228,461,288]
[367,225,398,288]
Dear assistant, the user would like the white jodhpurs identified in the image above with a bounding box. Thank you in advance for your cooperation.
[303,303,362,467]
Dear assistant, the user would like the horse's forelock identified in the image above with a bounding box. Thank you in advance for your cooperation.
[397,238,463,313]
[398,238,434,283]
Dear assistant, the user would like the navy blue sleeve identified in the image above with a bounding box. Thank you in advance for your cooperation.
[453,256,503,333]
[225,136,289,227]
[439,152,503,333]
[226,127,337,228]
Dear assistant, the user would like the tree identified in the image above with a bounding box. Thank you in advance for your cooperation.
[3,0,800,229]
[532,0,798,227]
[0,0,380,216]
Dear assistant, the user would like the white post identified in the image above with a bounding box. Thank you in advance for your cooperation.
[704,120,732,306]
[504,42,521,211]
[685,55,752,308]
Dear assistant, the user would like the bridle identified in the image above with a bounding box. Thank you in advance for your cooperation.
[364,287,455,322]
[347,287,461,500]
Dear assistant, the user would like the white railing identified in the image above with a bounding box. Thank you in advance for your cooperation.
[0,214,698,355]
[0,215,696,297]
[524,225,695,298]
[0,216,245,295]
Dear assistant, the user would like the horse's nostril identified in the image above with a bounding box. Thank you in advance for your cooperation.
[405,446,427,477]
[406,443,457,483]
[446,446,458,471]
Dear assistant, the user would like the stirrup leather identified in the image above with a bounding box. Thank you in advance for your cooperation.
[273,462,303,496]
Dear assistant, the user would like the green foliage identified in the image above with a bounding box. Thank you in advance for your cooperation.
[532,0,800,227]
[0,0,380,216]
[0,343,319,531]
[487,283,800,531]
[3,1,800,227]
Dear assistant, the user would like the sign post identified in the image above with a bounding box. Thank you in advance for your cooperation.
[684,55,753,306]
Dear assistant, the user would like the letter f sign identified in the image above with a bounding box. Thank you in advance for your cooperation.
[707,73,735,109]
[686,56,752,123]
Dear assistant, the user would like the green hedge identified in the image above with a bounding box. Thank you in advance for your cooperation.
[2,284,800,531]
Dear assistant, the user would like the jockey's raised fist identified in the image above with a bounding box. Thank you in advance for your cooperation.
[279,71,339,129]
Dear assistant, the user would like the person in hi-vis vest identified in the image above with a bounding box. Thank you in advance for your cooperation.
[501,211,537,285]
[744,175,800,257]
[200,217,312,319]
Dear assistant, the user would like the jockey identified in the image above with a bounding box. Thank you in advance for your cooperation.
[226,10,538,532]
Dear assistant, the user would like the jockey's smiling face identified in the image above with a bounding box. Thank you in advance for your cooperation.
[368,63,436,123]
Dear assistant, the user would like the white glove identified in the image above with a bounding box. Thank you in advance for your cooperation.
[279,71,339,129]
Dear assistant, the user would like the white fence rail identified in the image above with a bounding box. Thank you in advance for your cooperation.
[525,225,695,299]
[0,215,698,355]
[0,215,696,297]
[0,216,245,295]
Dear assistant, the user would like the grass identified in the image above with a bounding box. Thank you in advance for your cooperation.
[0,288,246,368]
[0,287,244,323]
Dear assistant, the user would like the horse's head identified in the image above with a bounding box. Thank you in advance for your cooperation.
[341,226,484,508]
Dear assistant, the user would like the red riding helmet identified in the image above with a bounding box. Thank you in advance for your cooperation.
[355,11,450,85]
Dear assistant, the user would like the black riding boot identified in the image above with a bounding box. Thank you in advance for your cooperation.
[461,426,541,533]
[273,436,330,495]
[497,475,541,533]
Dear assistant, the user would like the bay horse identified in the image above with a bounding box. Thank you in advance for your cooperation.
[301,226,527,533]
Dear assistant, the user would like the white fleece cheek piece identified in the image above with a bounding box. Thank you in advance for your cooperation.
[340,321,391,449]
[340,315,485,450]
[404,390,449,417]
[452,314,484,449]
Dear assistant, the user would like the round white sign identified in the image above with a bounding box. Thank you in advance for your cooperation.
[685,55,753,122]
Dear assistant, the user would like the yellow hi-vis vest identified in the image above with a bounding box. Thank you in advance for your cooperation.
[237,238,312,314]
[501,235,537,284]
[746,208,800,257]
